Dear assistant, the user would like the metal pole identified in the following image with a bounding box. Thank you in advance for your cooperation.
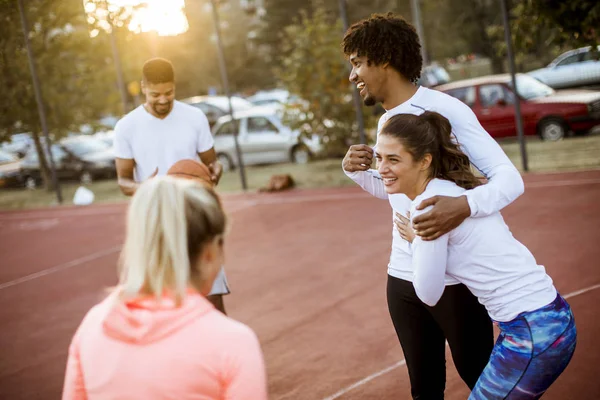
[501,0,528,172]
[410,0,428,66]
[17,0,62,203]
[209,0,248,190]
[109,26,129,114]
[338,0,366,145]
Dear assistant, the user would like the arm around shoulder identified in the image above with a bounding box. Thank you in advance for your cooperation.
[446,100,524,217]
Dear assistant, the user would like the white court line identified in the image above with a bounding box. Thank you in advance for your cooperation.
[2,176,599,221]
[564,283,600,299]
[0,202,259,290]
[0,245,122,291]
[0,207,125,221]
[321,282,600,400]
[321,360,407,400]
[253,192,371,205]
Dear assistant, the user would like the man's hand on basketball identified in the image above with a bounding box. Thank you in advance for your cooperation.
[413,195,471,241]
[209,161,223,185]
[343,144,374,172]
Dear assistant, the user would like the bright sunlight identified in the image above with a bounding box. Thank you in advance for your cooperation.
[83,0,189,37]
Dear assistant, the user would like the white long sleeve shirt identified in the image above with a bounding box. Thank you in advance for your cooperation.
[344,86,524,282]
[409,179,556,322]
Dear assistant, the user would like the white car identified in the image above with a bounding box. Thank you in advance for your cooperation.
[211,108,321,171]
[94,130,115,147]
[1,133,33,158]
[528,46,600,89]
[181,95,255,127]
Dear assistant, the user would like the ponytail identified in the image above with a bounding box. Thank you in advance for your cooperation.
[117,176,226,305]
[380,111,482,190]
[421,112,482,190]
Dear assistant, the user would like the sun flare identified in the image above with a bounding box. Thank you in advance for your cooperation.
[83,0,189,37]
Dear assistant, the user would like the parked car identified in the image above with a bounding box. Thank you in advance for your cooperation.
[0,150,23,188]
[1,133,33,158]
[211,108,322,171]
[20,136,116,189]
[181,95,255,127]
[94,130,115,147]
[419,64,451,88]
[247,89,291,108]
[528,46,600,89]
[436,73,600,141]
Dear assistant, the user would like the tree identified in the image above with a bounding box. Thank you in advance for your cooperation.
[434,0,505,73]
[519,0,599,48]
[257,0,398,85]
[277,0,378,156]
[484,0,599,72]
[1,0,117,189]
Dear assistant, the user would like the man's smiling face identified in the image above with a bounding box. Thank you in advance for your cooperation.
[348,53,387,107]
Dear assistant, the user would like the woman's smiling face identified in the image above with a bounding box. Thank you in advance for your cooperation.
[375,133,431,199]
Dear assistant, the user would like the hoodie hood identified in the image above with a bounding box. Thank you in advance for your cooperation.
[102,291,214,344]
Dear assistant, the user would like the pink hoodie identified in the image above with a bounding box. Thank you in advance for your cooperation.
[62,291,268,400]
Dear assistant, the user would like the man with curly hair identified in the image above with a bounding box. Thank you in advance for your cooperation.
[341,13,525,399]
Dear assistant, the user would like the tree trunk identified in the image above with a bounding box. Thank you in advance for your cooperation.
[30,129,52,190]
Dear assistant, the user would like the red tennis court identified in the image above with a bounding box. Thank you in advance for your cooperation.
[0,169,599,399]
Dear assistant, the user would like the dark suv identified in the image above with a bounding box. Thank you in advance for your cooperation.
[20,136,116,189]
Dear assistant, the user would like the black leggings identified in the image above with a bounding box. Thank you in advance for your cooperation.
[387,275,494,400]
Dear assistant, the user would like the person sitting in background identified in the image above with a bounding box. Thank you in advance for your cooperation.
[62,177,268,400]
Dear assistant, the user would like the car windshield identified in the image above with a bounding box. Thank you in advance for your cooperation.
[429,67,450,82]
[207,97,254,112]
[0,151,17,163]
[63,138,109,157]
[508,75,554,100]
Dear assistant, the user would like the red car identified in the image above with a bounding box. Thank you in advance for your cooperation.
[435,73,600,141]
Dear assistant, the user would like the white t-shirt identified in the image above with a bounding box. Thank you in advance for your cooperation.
[114,100,214,182]
[410,178,557,322]
[344,86,525,283]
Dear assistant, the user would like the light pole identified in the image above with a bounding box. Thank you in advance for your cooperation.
[338,0,367,145]
[17,0,62,203]
[208,0,248,190]
[410,0,428,66]
[500,0,528,171]
[109,25,129,114]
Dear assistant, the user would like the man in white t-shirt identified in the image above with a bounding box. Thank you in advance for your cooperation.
[114,58,228,313]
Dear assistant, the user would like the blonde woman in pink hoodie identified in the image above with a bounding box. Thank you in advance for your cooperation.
[62,176,268,400]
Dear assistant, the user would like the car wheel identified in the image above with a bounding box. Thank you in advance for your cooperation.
[25,176,37,190]
[538,118,566,141]
[80,171,93,185]
[291,144,311,164]
[217,153,234,172]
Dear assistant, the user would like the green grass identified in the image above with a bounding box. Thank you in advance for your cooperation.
[0,159,355,210]
[498,134,600,172]
[1,134,599,210]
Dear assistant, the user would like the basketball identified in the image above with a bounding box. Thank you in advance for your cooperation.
[167,159,213,187]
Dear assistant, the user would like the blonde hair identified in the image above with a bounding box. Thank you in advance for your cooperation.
[117,176,226,305]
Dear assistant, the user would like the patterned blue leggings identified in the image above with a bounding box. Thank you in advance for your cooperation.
[470,294,576,399]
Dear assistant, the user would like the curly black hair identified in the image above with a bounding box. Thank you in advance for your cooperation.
[342,13,422,83]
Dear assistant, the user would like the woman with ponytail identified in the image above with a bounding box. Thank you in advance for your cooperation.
[378,111,576,399]
[62,177,267,400]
